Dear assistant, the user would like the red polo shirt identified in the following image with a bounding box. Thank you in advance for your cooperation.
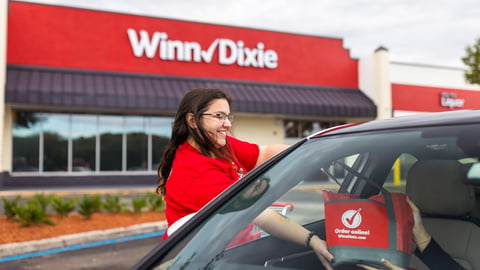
[164,136,259,227]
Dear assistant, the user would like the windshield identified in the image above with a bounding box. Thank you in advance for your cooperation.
[151,123,480,269]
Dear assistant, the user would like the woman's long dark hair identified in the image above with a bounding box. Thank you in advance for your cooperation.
[156,88,234,195]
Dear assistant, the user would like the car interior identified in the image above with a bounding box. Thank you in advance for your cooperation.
[406,160,480,270]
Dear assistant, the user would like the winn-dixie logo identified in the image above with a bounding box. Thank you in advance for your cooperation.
[336,208,370,240]
[127,29,279,69]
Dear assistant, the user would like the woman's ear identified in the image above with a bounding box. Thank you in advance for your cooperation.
[186,113,197,129]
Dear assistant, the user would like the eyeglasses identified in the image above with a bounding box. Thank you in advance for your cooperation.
[201,112,234,123]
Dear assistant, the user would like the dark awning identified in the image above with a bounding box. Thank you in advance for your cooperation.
[5,65,376,118]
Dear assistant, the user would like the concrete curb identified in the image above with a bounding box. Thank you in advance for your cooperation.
[0,221,168,258]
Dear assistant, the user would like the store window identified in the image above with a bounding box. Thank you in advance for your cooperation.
[284,120,346,138]
[12,112,172,173]
[42,114,69,171]
[126,116,148,171]
[71,115,97,172]
[99,115,123,171]
[12,112,40,172]
[151,117,172,171]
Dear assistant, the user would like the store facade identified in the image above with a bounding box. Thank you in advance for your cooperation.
[359,48,480,118]
[389,62,480,116]
[1,2,377,188]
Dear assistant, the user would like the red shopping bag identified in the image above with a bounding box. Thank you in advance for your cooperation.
[323,190,414,269]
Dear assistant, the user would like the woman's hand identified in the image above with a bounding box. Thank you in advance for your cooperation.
[406,196,422,227]
[308,235,335,270]
[357,258,405,270]
[406,196,431,251]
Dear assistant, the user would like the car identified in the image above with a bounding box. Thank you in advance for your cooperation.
[132,109,480,270]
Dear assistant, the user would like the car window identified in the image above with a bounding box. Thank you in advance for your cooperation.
[384,153,418,193]
[468,163,480,176]
[150,122,480,270]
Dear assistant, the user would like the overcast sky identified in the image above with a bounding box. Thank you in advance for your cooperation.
[20,0,479,68]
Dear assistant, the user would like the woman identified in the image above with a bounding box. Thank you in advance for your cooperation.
[156,88,334,269]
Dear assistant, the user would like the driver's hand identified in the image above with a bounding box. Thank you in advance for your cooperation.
[357,258,405,270]
[309,235,335,270]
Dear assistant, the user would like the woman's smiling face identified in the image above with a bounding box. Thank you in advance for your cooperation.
[200,98,232,148]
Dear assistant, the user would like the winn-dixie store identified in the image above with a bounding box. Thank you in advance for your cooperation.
[1,2,376,188]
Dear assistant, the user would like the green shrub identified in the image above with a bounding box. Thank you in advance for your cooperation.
[2,195,21,219]
[145,192,164,212]
[102,193,128,213]
[78,194,102,219]
[131,195,147,214]
[15,199,55,227]
[51,195,78,218]
[32,193,55,213]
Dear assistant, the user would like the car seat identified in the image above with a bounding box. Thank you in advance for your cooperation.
[406,160,480,270]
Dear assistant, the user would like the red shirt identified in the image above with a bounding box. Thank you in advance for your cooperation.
[164,136,259,227]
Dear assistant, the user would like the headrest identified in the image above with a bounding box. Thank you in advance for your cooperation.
[406,160,475,217]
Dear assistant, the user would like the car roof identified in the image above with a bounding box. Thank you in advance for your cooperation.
[312,109,480,137]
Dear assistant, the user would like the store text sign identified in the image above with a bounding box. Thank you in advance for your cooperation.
[440,92,464,109]
[7,1,359,88]
[392,84,480,112]
[127,29,278,69]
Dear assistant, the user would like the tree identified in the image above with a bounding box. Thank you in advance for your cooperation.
[462,37,480,85]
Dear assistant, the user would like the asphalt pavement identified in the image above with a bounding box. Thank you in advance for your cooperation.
[0,186,167,261]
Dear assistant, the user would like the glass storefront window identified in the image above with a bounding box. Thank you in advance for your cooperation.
[12,112,41,172]
[72,115,97,172]
[99,115,124,171]
[42,114,69,171]
[12,112,173,174]
[126,116,148,171]
[151,117,172,171]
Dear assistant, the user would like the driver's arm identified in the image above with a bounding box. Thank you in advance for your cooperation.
[253,208,334,270]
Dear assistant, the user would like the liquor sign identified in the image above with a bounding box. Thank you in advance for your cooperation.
[440,92,464,109]
[392,84,479,112]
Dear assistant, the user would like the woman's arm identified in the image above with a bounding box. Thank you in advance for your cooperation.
[414,238,465,270]
[253,208,334,270]
[409,197,464,269]
[256,144,290,167]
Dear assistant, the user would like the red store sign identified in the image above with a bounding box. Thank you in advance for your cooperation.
[127,29,279,69]
[392,84,479,112]
[7,2,358,88]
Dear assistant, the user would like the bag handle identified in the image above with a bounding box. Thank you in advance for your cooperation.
[334,160,389,194]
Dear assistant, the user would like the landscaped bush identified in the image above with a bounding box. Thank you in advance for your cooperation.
[102,193,128,214]
[1,192,165,226]
[31,193,55,213]
[145,192,165,211]
[132,195,147,214]
[78,194,102,219]
[2,195,21,219]
[14,199,55,226]
[51,195,78,218]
